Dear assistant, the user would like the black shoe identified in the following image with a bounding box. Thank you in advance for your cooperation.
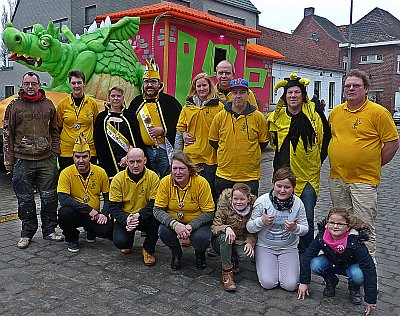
[68,241,80,253]
[323,275,339,297]
[348,284,362,305]
[170,246,182,270]
[86,231,96,243]
[195,251,206,270]
[207,247,219,257]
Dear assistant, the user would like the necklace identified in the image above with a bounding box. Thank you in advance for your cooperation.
[73,95,85,130]
[78,169,94,203]
[175,186,188,220]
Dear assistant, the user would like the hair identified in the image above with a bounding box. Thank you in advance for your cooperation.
[22,72,40,83]
[216,60,235,75]
[108,86,124,96]
[68,70,86,83]
[326,207,369,231]
[187,72,217,100]
[272,167,296,188]
[171,151,200,176]
[345,69,370,88]
[231,183,252,200]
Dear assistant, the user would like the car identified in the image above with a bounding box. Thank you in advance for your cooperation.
[393,111,400,125]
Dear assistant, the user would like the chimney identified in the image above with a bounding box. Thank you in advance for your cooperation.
[304,7,315,17]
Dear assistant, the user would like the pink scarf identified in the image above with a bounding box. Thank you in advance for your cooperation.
[323,229,350,254]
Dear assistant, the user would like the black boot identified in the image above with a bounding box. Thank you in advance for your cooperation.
[170,246,182,270]
[195,251,206,270]
[323,275,339,297]
[348,283,362,305]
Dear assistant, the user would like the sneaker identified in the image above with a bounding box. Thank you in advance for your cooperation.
[142,248,156,266]
[67,241,80,253]
[17,237,30,249]
[120,248,132,254]
[86,231,96,243]
[44,232,64,242]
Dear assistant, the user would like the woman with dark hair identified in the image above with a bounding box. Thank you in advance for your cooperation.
[153,151,215,270]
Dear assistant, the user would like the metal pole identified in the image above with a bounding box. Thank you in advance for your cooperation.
[347,0,353,72]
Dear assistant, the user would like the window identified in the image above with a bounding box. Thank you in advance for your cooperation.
[397,55,400,74]
[53,18,68,42]
[85,5,96,26]
[360,54,383,64]
[343,56,349,72]
[328,82,335,109]
[214,48,227,72]
[314,81,321,99]
[5,86,15,98]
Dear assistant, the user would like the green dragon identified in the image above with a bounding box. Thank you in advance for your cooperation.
[2,17,144,102]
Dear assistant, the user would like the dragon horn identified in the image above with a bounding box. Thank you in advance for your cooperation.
[274,79,288,93]
[299,78,311,86]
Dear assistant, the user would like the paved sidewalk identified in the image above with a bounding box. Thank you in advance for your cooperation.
[0,145,399,315]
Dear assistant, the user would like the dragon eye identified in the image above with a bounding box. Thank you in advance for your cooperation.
[41,39,50,47]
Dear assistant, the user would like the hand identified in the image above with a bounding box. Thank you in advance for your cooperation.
[126,213,140,231]
[118,156,127,168]
[185,224,193,234]
[148,126,164,138]
[365,303,376,315]
[96,213,108,225]
[89,209,99,220]
[183,132,196,146]
[175,222,190,240]
[224,226,236,244]
[262,208,275,225]
[244,243,254,258]
[297,283,310,300]
[284,218,298,232]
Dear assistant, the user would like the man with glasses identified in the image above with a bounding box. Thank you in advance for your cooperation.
[129,59,181,178]
[328,68,399,261]
[3,72,63,249]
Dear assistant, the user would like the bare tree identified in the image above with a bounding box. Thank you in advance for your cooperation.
[0,0,16,67]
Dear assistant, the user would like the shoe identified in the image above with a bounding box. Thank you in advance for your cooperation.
[323,275,339,297]
[142,248,156,266]
[120,248,132,254]
[170,246,182,270]
[207,247,219,257]
[232,261,240,274]
[195,251,206,270]
[141,231,147,237]
[222,264,236,291]
[349,284,362,305]
[17,237,30,249]
[44,232,64,242]
[182,238,191,247]
[67,241,80,253]
[86,231,96,243]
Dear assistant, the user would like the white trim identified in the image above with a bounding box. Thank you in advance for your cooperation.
[339,40,400,48]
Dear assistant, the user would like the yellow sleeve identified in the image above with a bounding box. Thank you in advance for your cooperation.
[208,112,221,142]
[149,172,160,200]
[257,112,269,143]
[154,176,171,208]
[176,108,188,132]
[92,99,99,122]
[109,174,123,202]
[57,169,71,194]
[248,90,257,107]
[56,99,65,128]
[101,170,110,193]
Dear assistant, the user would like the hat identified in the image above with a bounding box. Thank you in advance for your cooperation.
[73,133,90,153]
[229,78,249,90]
[274,72,310,101]
[143,59,160,80]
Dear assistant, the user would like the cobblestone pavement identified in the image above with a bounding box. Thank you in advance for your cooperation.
[0,139,399,315]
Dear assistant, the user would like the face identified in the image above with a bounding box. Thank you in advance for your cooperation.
[127,149,146,175]
[286,86,303,113]
[109,89,124,112]
[327,213,349,239]
[343,76,367,105]
[216,62,234,89]
[22,74,40,96]
[73,151,91,173]
[171,160,190,187]
[273,178,294,201]
[231,87,249,108]
[232,190,250,211]
[143,79,160,98]
[70,76,85,98]
[195,78,210,100]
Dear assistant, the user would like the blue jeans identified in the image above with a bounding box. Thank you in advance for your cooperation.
[12,156,59,238]
[310,255,364,286]
[146,146,170,178]
[298,182,317,254]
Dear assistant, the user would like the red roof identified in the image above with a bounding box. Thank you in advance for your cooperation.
[96,2,261,39]
[247,43,284,60]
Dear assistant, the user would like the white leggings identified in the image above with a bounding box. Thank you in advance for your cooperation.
[255,246,299,292]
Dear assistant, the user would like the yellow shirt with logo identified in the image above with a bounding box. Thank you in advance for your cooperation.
[57,164,109,211]
[209,108,269,181]
[154,174,214,224]
[329,99,399,184]
[176,100,224,165]
[109,168,160,214]
[57,94,99,157]
[136,102,165,146]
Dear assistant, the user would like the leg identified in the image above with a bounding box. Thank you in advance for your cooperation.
[255,246,279,289]
[277,249,300,291]
[154,147,170,178]
[215,233,233,266]
[84,217,113,240]
[137,216,160,254]
[298,182,317,254]
[346,263,364,305]
[200,164,218,204]
[243,180,259,196]
[215,176,235,198]
[58,206,85,242]
[113,221,135,249]
[190,224,212,269]
[310,255,339,297]
[159,224,182,270]
[328,177,353,210]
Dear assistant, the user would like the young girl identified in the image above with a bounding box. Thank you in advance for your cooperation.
[297,207,377,316]
[211,183,256,291]
[246,167,308,291]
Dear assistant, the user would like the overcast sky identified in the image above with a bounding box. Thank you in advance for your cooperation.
[250,0,400,33]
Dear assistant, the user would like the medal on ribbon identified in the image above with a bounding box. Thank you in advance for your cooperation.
[74,122,81,130]
[83,195,90,203]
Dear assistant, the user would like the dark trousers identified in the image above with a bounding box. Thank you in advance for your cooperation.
[215,175,259,197]
[58,206,113,242]
[58,156,97,172]
[198,164,217,204]
[298,182,317,254]
[12,157,59,238]
[113,216,160,254]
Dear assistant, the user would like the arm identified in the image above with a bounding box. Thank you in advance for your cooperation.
[211,208,230,236]
[58,192,92,213]
[246,198,267,233]
[355,242,378,304]
[3,103,15,172]
[381,139,399,166]
[109,201,128,224]
[153,205,176,226]
[101,192,110,216]
[138,199,155,221]
[49,104,60,156]
[174,131,184,151]
[316,108,331,163]
[292,200,309,236]
[188,212,215,231]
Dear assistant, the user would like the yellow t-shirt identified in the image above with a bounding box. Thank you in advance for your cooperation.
[154,174,214,224]
[57,94,99,157]
[109,168,160,214]
[136,102,165,146]
[329,99,399,184]
[209,108,269,181]
[57,163,109,211]
[176,99,224,165]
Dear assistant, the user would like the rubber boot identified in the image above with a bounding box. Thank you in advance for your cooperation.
[323,275,339,297]
[348,283,362,305]
[221,264,236,292]
[170,246,183,270]
[195,250,206,270]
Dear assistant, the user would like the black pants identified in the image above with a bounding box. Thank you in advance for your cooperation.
[58,206,113,242]
[215,175,259,197]
[113,216,160,254]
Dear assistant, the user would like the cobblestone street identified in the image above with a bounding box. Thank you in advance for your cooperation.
[0,136,399,315]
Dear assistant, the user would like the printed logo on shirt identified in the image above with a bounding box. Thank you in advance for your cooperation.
[353,118,361,129]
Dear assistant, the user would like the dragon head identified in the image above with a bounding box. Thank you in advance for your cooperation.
[3,21,62,72]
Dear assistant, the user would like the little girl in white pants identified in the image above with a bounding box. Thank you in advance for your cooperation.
[247,167,308,291]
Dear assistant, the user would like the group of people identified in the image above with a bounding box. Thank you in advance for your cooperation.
[3,58,399,315]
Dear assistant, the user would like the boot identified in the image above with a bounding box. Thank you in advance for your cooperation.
[322,275,339,297]
[195,251,206,270]
[221,264,236,291]
[170,246,183,270]
[348,283,362,305]
[232,261,240,274]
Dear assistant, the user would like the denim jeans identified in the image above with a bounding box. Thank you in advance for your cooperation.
[310,255,364,286]
[215,175,259,197]
[298,182,317,254]
[198,164,217,204]
[12,156,59,238]
[145,146,170,178]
